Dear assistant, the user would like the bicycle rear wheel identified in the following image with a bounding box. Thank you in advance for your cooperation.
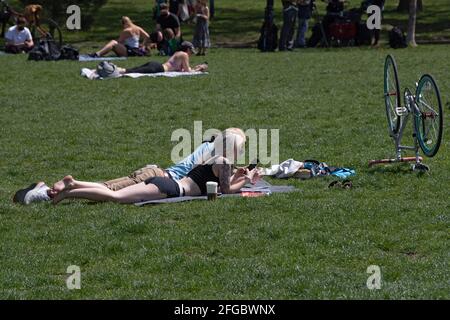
[384,54,401,135]
[414,74,443,157]
[32,18,63,47]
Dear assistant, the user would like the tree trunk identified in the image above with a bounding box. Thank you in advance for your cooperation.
[407,0,418,47]
[398,0,422,12]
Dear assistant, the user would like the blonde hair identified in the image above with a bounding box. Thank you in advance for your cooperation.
[121,16,136,29]
[209,128,246,164]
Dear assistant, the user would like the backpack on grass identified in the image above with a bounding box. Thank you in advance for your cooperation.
[389,26,408,49]
[59,45,79,60]
[28,36,61,61]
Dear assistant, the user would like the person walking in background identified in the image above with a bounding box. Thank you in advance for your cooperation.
[295,0,315,48]
[192,0,210,55]
[279,0,298,51]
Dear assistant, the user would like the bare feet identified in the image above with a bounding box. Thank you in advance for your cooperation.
[52,190,66,204]
[52,175,75,192]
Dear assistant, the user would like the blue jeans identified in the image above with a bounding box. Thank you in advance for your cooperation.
[279,6,298,50]
[296,18,309,47]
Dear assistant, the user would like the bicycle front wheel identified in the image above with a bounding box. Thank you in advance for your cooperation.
[384,54,401,135]
[414,74,443,157]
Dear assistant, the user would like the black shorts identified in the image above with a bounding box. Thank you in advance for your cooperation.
[125,61,165,74]
[145,177,181,198]
[125,45,145,57]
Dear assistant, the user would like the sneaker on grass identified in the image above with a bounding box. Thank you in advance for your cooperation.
[13,182,51,205]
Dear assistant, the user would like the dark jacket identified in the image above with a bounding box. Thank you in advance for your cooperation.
[297,0,315,19]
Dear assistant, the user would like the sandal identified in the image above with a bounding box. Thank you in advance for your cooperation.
[328,180,353,189]
[328,180,342,188]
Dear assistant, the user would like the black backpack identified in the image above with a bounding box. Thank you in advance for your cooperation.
[28,36,61,61]
[258,21,278,52]
[59,45,79,60]
[389,26,407,49]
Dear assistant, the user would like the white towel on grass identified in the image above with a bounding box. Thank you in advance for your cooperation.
[81,68,207,80]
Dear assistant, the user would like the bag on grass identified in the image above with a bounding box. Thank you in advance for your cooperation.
[59,45,79,60]
[389,26,407,49]
[96,61,121,79]
[28,36,61,61]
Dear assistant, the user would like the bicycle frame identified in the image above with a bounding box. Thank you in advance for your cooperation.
[392,88,422,163]
[369,86,425,168]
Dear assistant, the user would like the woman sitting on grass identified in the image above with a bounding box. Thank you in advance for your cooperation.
[89,16,150,58]
[52,132,260,204]
[117,41,208,74]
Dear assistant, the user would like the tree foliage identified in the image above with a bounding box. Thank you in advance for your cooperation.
[19,0,108,30]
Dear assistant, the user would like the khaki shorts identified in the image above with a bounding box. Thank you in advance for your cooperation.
[103,166,167,191]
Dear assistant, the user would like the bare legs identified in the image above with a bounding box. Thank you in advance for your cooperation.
[52,176,166,204]
[52,175,109,193]
[96,40,128,57]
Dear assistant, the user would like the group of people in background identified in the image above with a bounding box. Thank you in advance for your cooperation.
[279,0,386,50]
[90,0,212,58]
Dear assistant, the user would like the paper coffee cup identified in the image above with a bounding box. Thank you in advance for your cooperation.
[206,181,218,200]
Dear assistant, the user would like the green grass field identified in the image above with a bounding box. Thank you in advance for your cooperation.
[0,1,449,300]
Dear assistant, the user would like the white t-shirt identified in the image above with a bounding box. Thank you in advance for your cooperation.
[5,25,32,45]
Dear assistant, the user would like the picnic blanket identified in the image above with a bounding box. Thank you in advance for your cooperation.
[135,179,296,206]
[81,68,207,80]
[78,55,127,62]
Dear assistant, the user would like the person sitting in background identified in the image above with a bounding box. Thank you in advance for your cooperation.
[89,16,150,58]
[159,27,179,55]
[147,30,164,53]
[156,3,182,41]
[295,0,315,48]
[4,16,34,54]
[153,0,168,20]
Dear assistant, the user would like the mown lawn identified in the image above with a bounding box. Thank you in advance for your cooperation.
[0,43,448,299]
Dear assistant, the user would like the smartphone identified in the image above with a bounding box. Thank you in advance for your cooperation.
[246,159,259,171]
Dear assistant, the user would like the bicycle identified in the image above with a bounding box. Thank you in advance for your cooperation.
[369,54,444,171]
[0,0,63,48]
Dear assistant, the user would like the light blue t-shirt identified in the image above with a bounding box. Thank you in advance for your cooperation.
[166,142,215,180]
